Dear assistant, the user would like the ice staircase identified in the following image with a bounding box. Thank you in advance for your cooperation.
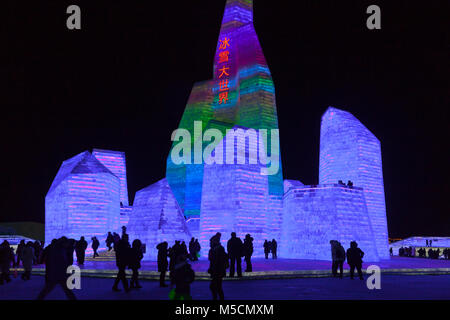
[85,249,116,262]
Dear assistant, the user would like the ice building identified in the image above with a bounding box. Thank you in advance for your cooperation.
[319,107,389,258]
[280,183,380,261]
[127,178,191,260]
[166,0,284,242]
[45,151,121,247]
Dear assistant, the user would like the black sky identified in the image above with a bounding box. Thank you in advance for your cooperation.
[2,0,449,238]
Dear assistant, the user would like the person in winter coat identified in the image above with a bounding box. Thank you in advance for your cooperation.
[129,239,144,289]
[170,254,195,300]
[15,240,25,267]
[194,239,201,259]
[0,241,14,285]
[227,232,243,277]
[106,232,114,251]
[21,241,35,280]
[188,238,196,261]
[330,240,346,278]
[37,238,76,300]
[242,234,254,272]
[346,241,365,280]
[157,241,169,287]
[75,236,88,265]
[271,239,278,259]
[112,234,130,292]
[91,237,100,258]
[263,240,270,259]
[208,237,228,300]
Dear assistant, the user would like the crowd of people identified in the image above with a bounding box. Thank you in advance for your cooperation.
[395,246,450,259]
[4,228,449,300]
[154,232,255,300]
[398,246,415,257]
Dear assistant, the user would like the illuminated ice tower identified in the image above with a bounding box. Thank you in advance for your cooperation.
[319,107,389,258]
[166,0,283,243]
[45,151,120,247]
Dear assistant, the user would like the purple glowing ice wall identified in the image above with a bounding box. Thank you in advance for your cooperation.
[280,183,380,261]
[200,126,271,257]
[166,0,284,241]
[45,151,120,248]
[92,149,129,206]
[319,107,389,258]
[127,178,191,260]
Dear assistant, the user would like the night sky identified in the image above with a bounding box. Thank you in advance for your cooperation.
[2,0,449,238]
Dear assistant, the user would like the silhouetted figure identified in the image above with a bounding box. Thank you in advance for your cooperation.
[33,241,42,265]
[426,240,429,247]
[169,241,182,281]
[37,238,76,300]
[189,238,196,261]
[75,236,88,265]
[210,232,222,248]
[263,240,270,259]
[227,232,243,277]
[157,241,169,287]
[121,226,128,239]
[271,239,278,259]
[106,232,114,251]
[181,241,188,256]
[91,237,100,258]
[0,241,14,285]
[39,241,45,264]
[15,240,25,267]
[347,180,353,187]
[21,241,35,280]
[194,239,201,260]
[208,237,228,300]
[330,240,345,278]
[112,234,130,292]
[112,232,121,250]
[64,238,76,265]
[170,254,195,300]
[129,239,143,289]
[346,241,364,280]
[243,234,253,272]
[389,247,393,256]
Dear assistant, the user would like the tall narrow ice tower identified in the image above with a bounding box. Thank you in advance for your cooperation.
[319,107,389,258]
[166,0,283,241]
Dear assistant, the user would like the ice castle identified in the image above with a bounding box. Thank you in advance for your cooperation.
[45,0,389,261]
